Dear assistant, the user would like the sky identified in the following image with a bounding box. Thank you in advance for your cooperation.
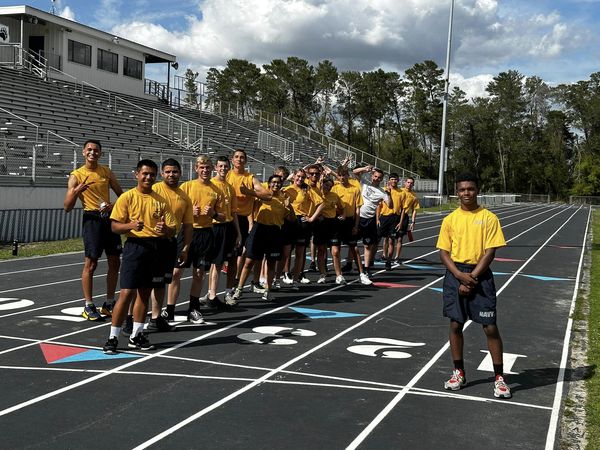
[12,0,600,98]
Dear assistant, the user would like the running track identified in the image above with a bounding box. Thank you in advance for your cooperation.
[0,202,590,449]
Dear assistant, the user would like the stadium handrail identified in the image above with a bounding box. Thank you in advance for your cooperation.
[0,105,39,141]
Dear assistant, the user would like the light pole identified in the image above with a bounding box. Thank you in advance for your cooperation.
[437,0,455,198]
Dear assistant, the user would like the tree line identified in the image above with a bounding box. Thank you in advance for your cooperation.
[185,57,600,197]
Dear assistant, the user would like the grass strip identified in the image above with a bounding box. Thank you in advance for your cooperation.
[0,238,83,260]
[587,209,600,449]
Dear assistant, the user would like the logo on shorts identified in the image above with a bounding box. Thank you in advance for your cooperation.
[479,311,495,318]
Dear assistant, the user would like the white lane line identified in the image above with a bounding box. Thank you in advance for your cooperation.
[0,364,551,411]
[345,205,584,450]
[134,206,573,449]
[0,259,93,277]
[545,206,592,450]
[0,204,573,424]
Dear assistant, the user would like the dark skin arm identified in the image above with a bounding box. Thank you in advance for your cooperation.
[440,248,497,295]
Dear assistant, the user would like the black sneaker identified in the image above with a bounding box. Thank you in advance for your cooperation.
[103,337,118,354]
[82,304,103,321]
[187,309,205,324]
[198,298,219,313]
[128,333,155,351]
[160,309,174,322]
[147,315,175,332]
[385,260,392,271]
[100,301,115,317]
[121,315,133,336]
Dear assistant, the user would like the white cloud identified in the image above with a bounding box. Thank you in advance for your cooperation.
[450,72,493,99]
[59,6,76,21]
[108,0,594,85]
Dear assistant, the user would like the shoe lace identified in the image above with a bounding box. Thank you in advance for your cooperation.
[451,369,463,383]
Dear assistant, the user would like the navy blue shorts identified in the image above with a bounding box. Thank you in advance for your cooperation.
[211,221,237,265]
[246,223,283,261]
[378,214,401,240]
[397,213,410,238]
[359,216,379,246]
[159,238,177,285]
[120,238,165,289]
[295,217,312,246]
[281,219,297,246]
[238,215,250,247]
[178,228,213,270]
[331,217,358,246]
[313,217,336,246]
[82,211,122,260]
[442,264,498,325]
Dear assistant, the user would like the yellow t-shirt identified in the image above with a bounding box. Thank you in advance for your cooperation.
[380,187,404,216]
[226,170,255,217]
[436,206,506,265]
[211,177,237,223]
[255,192,290,227]
[180,179,221,229]
[400,188,421,213]
[70,164,113,211]
[110,188,176,238]
[331,182,363,218]
[284,185,323,217]
[320,191,342,219]
[152,181,193,234]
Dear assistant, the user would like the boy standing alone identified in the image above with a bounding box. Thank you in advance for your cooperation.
[436,173,511,399]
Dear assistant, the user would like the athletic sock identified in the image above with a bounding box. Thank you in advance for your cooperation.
[493,364,504,377]
[453,360,465,373]
[166,304,175,317]
[131,322,144,338]
[109,326,121,339]
[189,295,200,311]
[85,300,94,306]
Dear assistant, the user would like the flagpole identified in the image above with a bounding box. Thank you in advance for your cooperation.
[437,0,455,198]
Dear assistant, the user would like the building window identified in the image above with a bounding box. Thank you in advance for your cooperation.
[123,56,142,79]
[67,39,91,66]
[97,48,118,73]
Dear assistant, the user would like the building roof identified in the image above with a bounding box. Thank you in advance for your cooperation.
[0,5,176,64]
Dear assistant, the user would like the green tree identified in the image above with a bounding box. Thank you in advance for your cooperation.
[183,69,199,107]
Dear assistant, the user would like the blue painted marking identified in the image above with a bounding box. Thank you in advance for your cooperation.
[429,287,444,293]
[404,264,444,271]
[492,272,511,276]
[520,274,571,281]
[51,350,142,364]
[290,307,366,319]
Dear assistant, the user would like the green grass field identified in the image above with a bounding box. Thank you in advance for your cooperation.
[0,238,83,260]
[587,209,600,449]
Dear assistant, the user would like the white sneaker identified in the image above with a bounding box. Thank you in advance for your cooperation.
[298,273,311,284]
[251,282,266,293]
[335,275,347,285]
[493,375,512,399]
[282,273,294,285]
[359,272,372,285]
[261,290,275,301]
[317,274,327,284]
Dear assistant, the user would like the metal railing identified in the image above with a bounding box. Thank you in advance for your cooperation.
[152,109,203,152]
[206,137,275,181]
[258,129,294,162]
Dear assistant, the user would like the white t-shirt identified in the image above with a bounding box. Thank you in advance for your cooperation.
[360,183,390,218]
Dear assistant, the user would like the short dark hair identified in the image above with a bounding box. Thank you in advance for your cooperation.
[337,166,349,176]
[83,139,102,150]
[268,174,282,184]
[455,172,478,188]
[373,168,384,176]
[389,172,399,180]
[275,165,290,179]
[233,149,247,157]
[216,155,230,165]
[137,159,158,172]
[162,158,181,170]
[322,176,334,185]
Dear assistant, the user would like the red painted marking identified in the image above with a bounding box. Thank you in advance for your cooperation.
[494,257,524,262]
[373,282,419,288]
[40,343,88,364]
